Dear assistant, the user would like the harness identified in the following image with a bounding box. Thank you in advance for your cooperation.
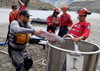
[5,11,19,43]
[10,10,19,20]
[8,20,30,45]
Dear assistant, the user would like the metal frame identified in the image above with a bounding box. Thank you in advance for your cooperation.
[47,40,100,55]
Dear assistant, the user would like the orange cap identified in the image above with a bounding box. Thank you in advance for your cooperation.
[62,6,68,10]
[77,8,89,15]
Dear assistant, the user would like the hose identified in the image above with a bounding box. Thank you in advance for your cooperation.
[0,50,8,55]
[0,42,8,46]
[0,43,45,64]
[0,50,45,65]
[33,57,45,63]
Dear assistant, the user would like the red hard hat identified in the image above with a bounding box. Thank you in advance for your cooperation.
[77,8,91,15]
[62,6,68,10]
[53,7,61,13]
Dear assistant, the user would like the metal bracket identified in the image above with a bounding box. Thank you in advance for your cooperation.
[67,53,84,71]
[71,55,78,70]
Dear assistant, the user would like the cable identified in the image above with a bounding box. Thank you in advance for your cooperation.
[0,50,8,55]
[0,50,45,64]
[33,57,45,63]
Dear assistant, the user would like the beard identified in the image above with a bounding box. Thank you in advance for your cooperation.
[23,19,28,25]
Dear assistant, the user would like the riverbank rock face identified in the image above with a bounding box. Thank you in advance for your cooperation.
[40,0,100,13]
[67,1,100,13]
[27,0,54,10]
[0,0,55,10]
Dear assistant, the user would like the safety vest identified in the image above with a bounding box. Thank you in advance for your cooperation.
[9,10,19,24]
[9,20,30,45]
[69,21,90,38]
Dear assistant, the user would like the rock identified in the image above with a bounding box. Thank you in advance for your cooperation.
[0,0,55,10]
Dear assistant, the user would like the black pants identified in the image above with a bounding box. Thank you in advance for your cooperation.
[8,43,33,71]
[58,26,69,37]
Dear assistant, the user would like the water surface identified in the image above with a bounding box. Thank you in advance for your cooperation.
[0,8,100,24]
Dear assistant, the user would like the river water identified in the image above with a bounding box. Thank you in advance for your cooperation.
[0,8,100,24]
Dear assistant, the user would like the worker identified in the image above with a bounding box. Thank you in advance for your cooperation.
[9,0,25,24]
[63,8,91,42]
[58,6,73,37]
[47,7,61,34]
[8,10,40,71]
[5,0,25,43]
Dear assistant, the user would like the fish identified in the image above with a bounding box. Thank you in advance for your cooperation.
[39,30,64,43]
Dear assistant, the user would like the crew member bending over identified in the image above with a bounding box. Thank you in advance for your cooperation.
[64,8,91,42]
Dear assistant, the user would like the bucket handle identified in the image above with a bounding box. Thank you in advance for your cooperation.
[42,59,47,66]
[64,34,80,51]
[64,34,74,39]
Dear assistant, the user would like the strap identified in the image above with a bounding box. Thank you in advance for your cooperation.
[17,20,22,27]
[10,12,16,19]
[10,10,19,20]
[16,10,19,19]
[5,25,10,43]
[16,20,27,28]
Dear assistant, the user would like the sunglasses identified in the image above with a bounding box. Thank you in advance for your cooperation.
[25,16,29,18]
[79,15,84,17]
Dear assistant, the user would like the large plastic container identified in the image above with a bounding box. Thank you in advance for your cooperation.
[45,38,100,71]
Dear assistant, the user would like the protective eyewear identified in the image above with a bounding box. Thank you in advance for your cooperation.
[25,16,29,18]
[79,15,84,17]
